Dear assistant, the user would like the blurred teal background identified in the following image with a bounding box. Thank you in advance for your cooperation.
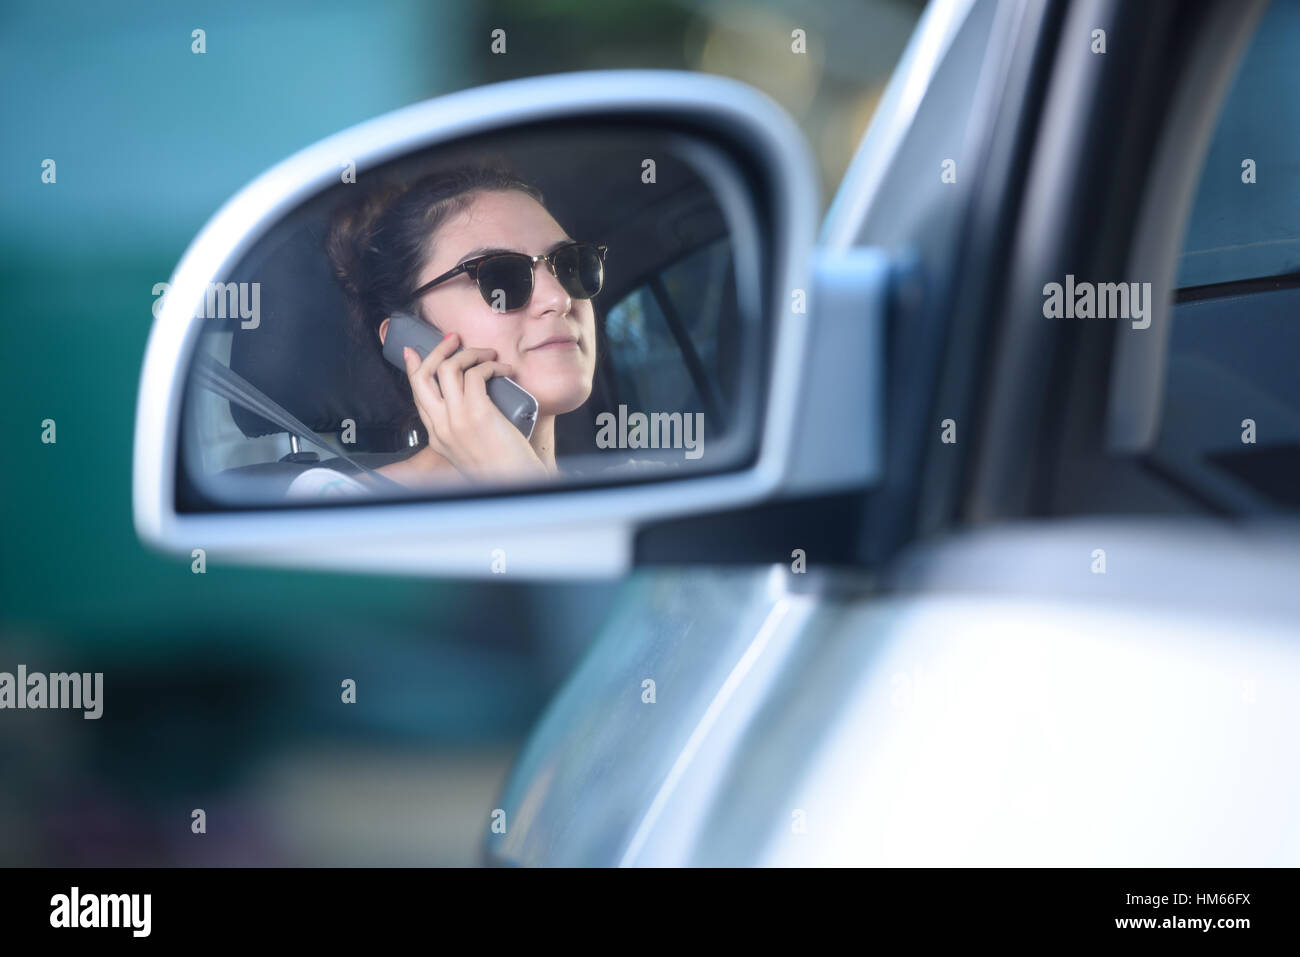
[0,0,917,864]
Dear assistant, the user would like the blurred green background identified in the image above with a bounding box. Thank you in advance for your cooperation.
[0,0,918,864]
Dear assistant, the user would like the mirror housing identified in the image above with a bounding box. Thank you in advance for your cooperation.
[133,70,887,578]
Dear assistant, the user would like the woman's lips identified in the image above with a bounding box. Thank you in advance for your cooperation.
[528,337,579,352]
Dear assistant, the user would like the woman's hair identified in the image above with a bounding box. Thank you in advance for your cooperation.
[326,161,544,339]
[324,161,545,441]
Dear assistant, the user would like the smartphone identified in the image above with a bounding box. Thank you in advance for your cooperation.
[382,311,538,440]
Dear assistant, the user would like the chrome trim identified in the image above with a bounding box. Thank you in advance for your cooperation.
[618,578,806,865]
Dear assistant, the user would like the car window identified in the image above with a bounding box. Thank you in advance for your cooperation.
[603,238,733,427]
[1150,0,1300,512]
[1175,1,1300,289]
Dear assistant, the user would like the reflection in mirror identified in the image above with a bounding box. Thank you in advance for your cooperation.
[175,125,763,508]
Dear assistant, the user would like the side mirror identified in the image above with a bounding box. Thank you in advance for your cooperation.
[133,71,887,578]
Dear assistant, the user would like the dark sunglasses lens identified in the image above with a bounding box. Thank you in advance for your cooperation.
[553,244,604,299]
[477,256,533,312]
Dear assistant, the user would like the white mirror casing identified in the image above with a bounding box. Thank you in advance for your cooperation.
[133,71,890,579]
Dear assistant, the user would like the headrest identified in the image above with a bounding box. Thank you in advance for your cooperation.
[226,216,416,447]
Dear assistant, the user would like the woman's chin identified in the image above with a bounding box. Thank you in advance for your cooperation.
[529,382,593,417]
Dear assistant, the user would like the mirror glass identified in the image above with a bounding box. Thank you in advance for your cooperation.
[173,123,766,508]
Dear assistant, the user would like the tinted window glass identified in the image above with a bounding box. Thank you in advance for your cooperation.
[1152,0,1300,512]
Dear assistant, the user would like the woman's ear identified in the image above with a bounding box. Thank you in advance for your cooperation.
[378,316,390,345]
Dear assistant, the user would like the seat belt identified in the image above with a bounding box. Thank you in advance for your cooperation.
[192,352,407,493]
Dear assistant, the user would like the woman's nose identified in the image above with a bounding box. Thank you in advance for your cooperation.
[530,259,571,314]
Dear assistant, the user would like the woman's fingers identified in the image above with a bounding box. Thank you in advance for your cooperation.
[403,346,443,407]
[436,346,498,381]
[402,345,453,452]
[401,346,437,399]
[400,334,530,475]
[426,330,461,365]
[463,360,514,399]
[436,346,498,415]
[403,330,459,377]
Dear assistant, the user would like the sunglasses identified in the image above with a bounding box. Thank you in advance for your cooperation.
[411,241,607,313]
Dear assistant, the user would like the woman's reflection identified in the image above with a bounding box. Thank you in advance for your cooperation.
[288,163,604,497]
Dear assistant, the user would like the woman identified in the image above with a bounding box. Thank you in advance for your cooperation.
[288,163,605,497]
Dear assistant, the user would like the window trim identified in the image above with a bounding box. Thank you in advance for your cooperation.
[953,0,1270,523]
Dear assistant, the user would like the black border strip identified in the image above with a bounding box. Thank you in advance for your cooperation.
[1175,269,1300,303]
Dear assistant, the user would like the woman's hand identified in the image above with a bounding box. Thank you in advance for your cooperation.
[401,332,550,481]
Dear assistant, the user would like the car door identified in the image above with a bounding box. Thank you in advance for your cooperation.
[131,0,1297,868]
[487,0,1300,867]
